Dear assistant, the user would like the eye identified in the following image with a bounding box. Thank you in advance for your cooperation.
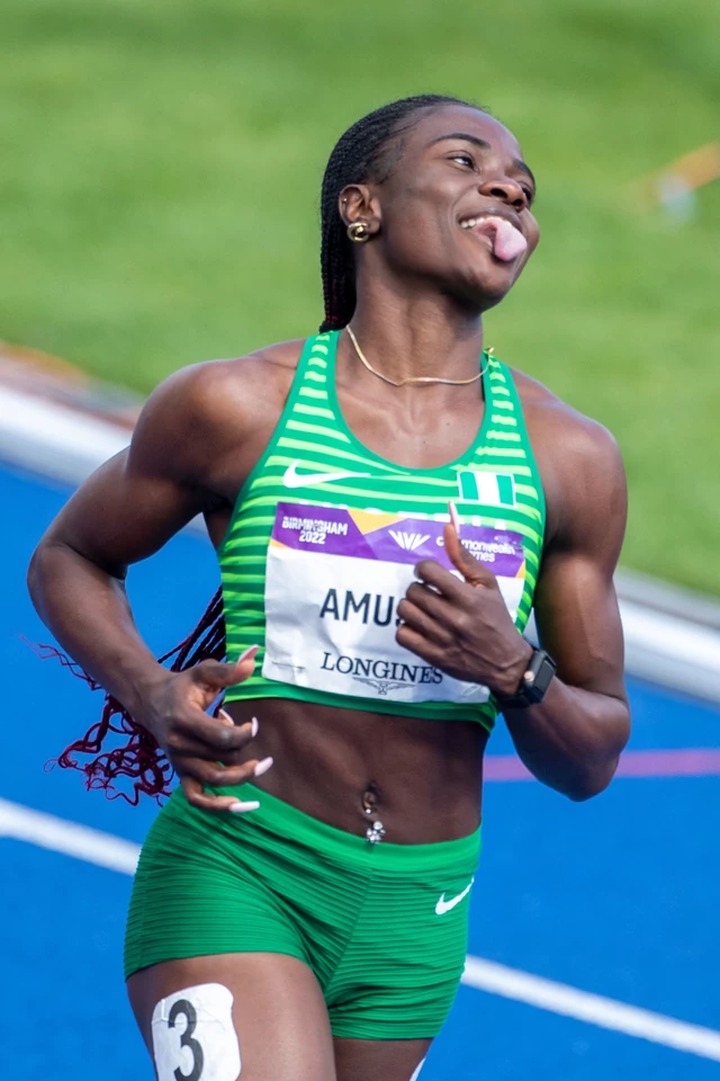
[449,151,475,169]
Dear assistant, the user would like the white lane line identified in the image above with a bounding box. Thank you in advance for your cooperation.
[0,797,140,875]
[4,796,720,1063]
[462,956,720,1062]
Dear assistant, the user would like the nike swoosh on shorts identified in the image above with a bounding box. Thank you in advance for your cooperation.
[435,877,475,915]
[282,461,370,488]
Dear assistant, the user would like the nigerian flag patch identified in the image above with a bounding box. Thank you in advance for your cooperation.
[456,470,517,507]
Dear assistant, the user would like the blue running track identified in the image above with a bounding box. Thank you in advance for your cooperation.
[3,462,719,1080]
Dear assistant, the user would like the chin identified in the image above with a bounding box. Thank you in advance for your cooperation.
[475,258,529,310]
[478,287,509,313]
[454,274,515,314]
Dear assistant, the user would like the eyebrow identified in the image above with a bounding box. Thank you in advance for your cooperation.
[429,132,536,190]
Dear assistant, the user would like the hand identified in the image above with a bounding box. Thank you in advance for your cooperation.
[395,521,532,694]
[135,646,273,814]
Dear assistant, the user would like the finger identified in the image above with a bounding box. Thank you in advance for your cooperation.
[448,499,461,537]
[170,713,254,746]
[181,776,261,815]
[397,593,456,646]
[169,738,254,770]
[180,753,274,791]
[224,643,261,682]
[413,557,477,603]
[443,523,500,588]
[403,581,453,619]
[171,715,259,758]
[395,622,446,667]
[188,646,260,697]
[216,710,259,737]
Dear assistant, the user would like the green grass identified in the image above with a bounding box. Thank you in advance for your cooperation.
[2,0,719,594]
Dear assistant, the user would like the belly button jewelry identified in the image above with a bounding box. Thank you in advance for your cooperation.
[366,820,386,844]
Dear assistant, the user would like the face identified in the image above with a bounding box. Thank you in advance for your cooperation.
[359,105,540,311]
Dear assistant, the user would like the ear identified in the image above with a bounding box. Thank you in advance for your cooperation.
[338,184,382,236]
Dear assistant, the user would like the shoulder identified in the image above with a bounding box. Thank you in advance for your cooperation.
[133,337,306,437]
[143,338,305,418]
[127,338,307,480]
[511,367,623,470]
[510,368,627,557]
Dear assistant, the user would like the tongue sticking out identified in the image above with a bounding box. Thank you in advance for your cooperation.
[490,218,528,262]
[464,215,529,262]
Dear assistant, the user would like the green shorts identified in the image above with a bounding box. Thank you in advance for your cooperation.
[125,784,481,1040]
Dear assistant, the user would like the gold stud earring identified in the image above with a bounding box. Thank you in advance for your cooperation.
[347,221,370,243]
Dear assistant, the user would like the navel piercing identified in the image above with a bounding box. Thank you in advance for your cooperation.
[366,820,386,844]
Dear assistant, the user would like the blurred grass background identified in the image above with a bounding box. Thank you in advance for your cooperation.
[2,0,719,594]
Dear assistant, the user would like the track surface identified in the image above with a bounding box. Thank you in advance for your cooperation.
[3,463,719,1079]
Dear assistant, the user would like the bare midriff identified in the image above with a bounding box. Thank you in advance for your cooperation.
[223,698,488,844]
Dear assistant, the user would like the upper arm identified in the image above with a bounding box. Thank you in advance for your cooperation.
[36,364,235,577]
[532,411,628,702]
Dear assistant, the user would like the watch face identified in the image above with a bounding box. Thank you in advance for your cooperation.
[500,649,556,708]
[532,652,557,695]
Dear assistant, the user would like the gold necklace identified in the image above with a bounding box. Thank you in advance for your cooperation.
[345,325,488,387]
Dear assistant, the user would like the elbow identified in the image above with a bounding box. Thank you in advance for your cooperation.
[562,755,621,802]
[27,544,46,608]
[566,781,609,803]
[27,537,69,613]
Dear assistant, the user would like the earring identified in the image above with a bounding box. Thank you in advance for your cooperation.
[347,221,370,243]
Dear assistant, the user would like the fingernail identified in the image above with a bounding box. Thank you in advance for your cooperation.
[250,716,259,738]
[218,708,233,725]
[448,500,461,536]
[229,800,260,813]
[253,756,273,778]
[238,645,260,663]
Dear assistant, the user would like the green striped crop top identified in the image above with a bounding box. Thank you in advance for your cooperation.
[217,331,546,733]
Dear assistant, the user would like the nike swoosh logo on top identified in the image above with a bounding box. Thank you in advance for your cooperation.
[282,461,370,488]
[435,877,475,916]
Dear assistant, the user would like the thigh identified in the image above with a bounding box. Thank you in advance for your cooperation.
[128,952,337,1081]
[334,1036,431,1081]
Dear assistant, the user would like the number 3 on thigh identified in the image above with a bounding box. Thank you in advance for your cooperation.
[151,984,241,1081]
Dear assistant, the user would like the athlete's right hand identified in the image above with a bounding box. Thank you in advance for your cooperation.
[135,646,272,814]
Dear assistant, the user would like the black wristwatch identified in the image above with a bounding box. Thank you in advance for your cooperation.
[496,647,557,709]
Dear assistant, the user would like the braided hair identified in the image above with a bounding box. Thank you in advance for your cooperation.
[46,589,226,803]
[51,94,481,801]
[319,93,479,332]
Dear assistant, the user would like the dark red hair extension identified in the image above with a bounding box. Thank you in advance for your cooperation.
[39,588,226,804]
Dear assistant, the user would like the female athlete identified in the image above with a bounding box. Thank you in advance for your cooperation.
[28,94,630,1081]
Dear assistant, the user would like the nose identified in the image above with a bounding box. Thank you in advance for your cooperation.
[479,177,528,211]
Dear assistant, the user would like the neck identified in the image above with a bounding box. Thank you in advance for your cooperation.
[346,290,485,386]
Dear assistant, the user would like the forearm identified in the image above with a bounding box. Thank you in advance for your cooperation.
[28,540,169,724]
[501,678,630,800]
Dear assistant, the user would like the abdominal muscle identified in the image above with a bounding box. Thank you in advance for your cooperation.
[221,697,488,844]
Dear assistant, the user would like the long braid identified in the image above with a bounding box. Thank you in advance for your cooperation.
[319,94,478,332]
[51,93,480,801]
[48,588,226,803]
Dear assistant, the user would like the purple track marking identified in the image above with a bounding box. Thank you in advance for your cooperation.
[485,748,720,781]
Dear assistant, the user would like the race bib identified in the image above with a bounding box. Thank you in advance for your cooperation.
[262,502,525,705]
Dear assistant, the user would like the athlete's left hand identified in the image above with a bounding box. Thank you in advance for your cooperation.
[395,520,532,696]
